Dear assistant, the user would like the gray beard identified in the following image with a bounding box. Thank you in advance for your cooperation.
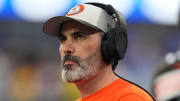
[61,50,103,83]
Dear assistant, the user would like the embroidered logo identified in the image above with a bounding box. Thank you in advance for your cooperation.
[66,4,84,16]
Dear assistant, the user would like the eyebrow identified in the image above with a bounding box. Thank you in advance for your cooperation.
[60,31,88,37]
[71,31,88,36]
[60,27,101,37]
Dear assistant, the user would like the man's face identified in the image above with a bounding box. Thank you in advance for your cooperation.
[59,21,104,83]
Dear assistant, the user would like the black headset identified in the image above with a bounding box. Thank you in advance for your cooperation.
[85,2,128,70]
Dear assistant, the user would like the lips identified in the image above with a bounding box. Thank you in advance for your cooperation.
[64,60,76,65]
[63,60,77,70]
[63,54,80,67]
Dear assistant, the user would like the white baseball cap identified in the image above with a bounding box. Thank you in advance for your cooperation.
[43,3,126,36]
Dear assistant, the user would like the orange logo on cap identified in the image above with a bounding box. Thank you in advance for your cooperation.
[66,4,84,16]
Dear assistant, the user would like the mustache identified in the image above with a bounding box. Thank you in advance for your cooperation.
[63,53,81,66]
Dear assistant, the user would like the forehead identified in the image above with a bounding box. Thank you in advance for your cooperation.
[61,21,100,35]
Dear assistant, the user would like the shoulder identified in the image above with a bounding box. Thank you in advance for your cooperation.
[114,78,155,101]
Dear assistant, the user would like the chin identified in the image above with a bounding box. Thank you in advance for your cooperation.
[61,68,82,82]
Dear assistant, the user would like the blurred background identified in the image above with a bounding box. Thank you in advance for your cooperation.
[0,0,180,101]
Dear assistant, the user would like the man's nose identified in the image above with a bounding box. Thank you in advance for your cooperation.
[62,39,75,55]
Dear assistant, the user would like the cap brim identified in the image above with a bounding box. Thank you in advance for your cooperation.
[43,16,101,36]
[43,16,76,36]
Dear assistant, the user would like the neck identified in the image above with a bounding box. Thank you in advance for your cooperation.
[75,64,118,98]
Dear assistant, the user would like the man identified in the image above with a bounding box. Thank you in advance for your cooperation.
[151,51,180,101]
[43,2,155,101]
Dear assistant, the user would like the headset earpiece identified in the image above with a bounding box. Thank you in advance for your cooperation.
[101,28,119,62]
[115,25,127,59]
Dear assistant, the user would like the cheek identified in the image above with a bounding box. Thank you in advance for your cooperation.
[77,39,101,58]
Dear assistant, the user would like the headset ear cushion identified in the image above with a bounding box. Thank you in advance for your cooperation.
[101,26,127,63]
[101,34,111,63]
[101,29,120,63]
[115,26,127,59]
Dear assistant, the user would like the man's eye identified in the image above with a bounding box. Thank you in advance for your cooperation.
[73,33,87,40]
[75,35,85,40]
[58,36,66,43]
